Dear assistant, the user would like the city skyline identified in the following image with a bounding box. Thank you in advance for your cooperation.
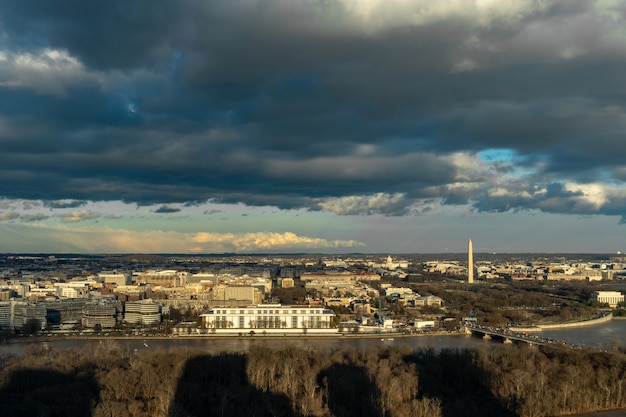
[2,1,626,254]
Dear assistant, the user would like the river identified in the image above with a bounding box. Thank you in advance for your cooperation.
[539,318,626,349]
[1,319,624,356]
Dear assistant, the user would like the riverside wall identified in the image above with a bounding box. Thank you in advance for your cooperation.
[511,311,613,333]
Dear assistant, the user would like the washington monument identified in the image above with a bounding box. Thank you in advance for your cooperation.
[468,239,474,284]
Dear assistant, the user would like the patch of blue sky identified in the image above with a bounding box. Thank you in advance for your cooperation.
[479,148,537,177]
[479,148,515,163]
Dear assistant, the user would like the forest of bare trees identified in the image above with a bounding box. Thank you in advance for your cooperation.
[0,342,625,417]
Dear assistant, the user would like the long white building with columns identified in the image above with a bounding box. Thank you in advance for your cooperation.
[593,291,624,308]
[200,304,337,333]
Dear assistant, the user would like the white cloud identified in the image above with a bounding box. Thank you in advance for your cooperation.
[564,182,609,209]
[593,0,626,23]
[335,0,546,31]
[0,221,365,253]
[559,45,585,60]
[448,152,487,181]
[317,193,409,215]
[58,210,101,223]
[451,59,481,73]
[192,231,364,252]
[0,48,93,95]
[488,188,532,199]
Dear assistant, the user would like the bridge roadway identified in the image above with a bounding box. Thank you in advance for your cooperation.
[463,323,581,348]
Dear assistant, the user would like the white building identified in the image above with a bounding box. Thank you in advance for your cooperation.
[124,299,161,325]
[384,287,415,297]
[414,320,436,329]
[200,304,336,333]
[593,291,624,308]
[415,295,444,307]
[189,272,218,285]
[98,271,131,286]
[135,270,188,287]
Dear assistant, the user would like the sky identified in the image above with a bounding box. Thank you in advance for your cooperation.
[2,0,626,254]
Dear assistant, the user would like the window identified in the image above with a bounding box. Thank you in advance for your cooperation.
[239,317,244,328]
[292,316,298,328]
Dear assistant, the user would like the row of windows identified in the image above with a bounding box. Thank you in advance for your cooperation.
[211,315,327,329]
[212,309,324,315]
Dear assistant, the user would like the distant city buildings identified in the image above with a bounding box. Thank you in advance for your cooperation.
[300,271,381,285]
[0,252,623,335]
[425,255,626,282]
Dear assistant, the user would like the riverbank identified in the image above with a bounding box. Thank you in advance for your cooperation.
[511,311,613,333]
[2,329,460,345]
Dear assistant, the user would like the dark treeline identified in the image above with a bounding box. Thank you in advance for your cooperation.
[0,342,625,417]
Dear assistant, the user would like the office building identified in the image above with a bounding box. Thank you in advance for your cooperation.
[124,299,161,325]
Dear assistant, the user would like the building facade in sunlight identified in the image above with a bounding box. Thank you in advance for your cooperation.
[593,291,624,308]
[200,304,336,332]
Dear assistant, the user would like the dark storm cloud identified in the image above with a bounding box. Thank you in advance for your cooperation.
[2,1,626,217]
[1,0,186,70]
[44,200,87,209]
[154,205,182,214]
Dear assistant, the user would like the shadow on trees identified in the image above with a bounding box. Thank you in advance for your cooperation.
[318,363,383,417]
[0,366,99,417]
[169,353,301,417]
[407,348,518,417]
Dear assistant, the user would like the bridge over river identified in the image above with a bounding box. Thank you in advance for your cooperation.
[463,323,582,348]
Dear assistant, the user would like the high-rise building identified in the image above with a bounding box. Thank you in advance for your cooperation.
[468,239,474,284]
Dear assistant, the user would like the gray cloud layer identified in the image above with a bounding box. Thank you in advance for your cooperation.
[2,1,626,218]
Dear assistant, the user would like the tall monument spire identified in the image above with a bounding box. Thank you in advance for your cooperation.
[468,239,474,284]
